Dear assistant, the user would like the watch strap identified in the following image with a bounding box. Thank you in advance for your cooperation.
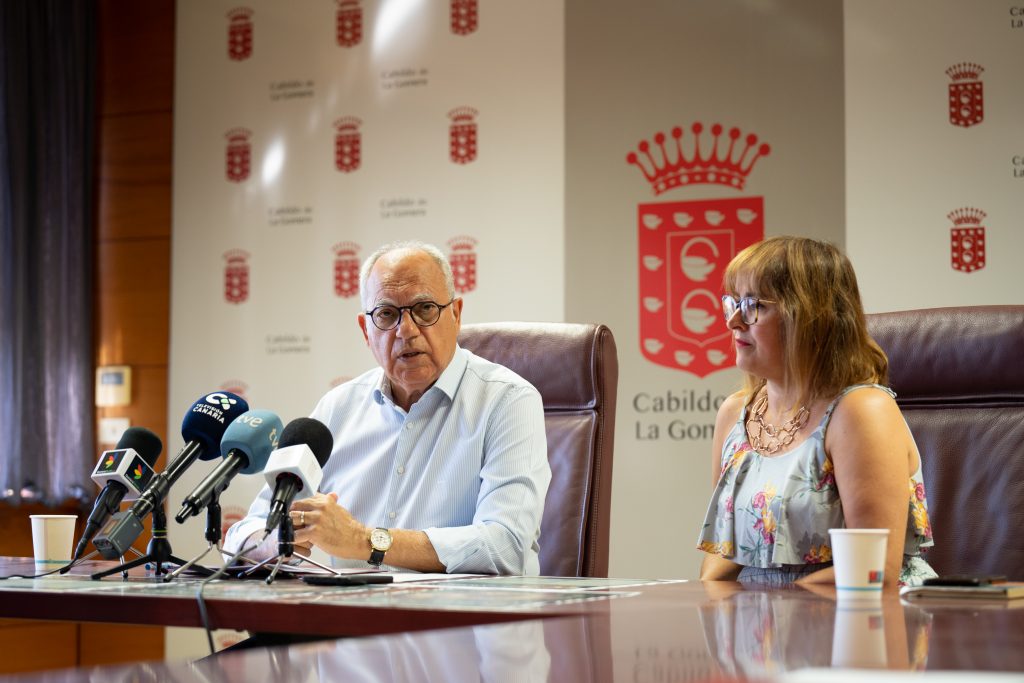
[368,549,385,568]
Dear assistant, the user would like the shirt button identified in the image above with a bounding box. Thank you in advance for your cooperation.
[405,423,413,430]
[397,466,405,475]
[388,512,396,520]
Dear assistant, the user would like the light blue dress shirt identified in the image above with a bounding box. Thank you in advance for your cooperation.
[225,346,550,575]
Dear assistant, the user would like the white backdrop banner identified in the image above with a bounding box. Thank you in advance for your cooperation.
[564,0,846,581]
[846,0,1024,312]
[170,0,564,653]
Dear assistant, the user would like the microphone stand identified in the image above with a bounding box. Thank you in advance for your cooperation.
[57,546,144,581]
[91,506,210,580]
[164,492,256,581]
[243,516,338,584]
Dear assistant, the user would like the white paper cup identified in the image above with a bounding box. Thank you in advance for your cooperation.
[828,528,889,600]
[831,602,887,668]
[30,514,77,567]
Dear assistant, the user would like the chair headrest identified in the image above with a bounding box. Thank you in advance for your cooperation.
[458,322,616,411]
[867,305,1024,403]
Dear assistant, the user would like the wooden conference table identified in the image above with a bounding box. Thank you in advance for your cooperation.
[0,557,1022,681]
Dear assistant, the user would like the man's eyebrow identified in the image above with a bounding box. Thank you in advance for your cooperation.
[371,292,439,307]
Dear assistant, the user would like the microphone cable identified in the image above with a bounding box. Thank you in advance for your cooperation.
[195,529,270,655]
[0,557,87,580]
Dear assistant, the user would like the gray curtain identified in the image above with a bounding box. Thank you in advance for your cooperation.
[0,1,96,504]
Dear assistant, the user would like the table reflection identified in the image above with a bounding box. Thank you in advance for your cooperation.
[188,620,553,683]
[698,583,931,676]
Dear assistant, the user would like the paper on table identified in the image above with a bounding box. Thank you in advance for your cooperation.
[784,668,1024,682]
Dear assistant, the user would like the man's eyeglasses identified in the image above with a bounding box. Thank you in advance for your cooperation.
[365,299,456,331]
[721,295,776,325]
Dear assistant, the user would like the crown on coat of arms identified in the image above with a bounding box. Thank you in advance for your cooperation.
[227,7,252,22]
[448,235,477,251]
[223,249,250,264]
[332,241,360,256]
[947,207,986,226]
[225,128,251,144]
[946,63,984,82]
[627,122,770,194]
[333,117,362,132]
[448,107,478,123]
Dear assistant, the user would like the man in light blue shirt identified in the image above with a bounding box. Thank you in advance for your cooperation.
[225,241,550,574]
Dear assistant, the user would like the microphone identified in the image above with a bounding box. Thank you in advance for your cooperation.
[174,409,283,523]
[72,427,163,561]
[263,417,333,534]
[92,391,249,559]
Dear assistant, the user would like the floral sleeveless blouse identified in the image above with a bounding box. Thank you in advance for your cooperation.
[697,384,936,586]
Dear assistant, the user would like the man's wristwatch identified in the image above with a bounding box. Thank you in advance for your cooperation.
[368,527,393,568]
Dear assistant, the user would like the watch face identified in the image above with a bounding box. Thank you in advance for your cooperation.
[370,527,392,551]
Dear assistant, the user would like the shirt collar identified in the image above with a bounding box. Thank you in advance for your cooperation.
[432,345,468,401]
[372,346,468,406]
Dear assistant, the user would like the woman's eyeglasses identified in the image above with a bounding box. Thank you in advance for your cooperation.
[721,295,775,325]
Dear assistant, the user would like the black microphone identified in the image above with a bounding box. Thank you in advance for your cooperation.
[263,418,334,534]
[72,428,163,561]
[93,391,249,559]
[175,409,282,523]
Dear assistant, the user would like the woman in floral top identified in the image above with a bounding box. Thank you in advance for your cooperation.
[696,237,936,587]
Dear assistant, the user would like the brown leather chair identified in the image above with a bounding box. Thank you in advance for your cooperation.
[458,322,618,577]
[866,306,1024,580]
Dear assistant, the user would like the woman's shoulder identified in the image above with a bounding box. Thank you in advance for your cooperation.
[717,391,749,423]
[712,391,750,440]
[830,384,899,416]
[825,384,906,442]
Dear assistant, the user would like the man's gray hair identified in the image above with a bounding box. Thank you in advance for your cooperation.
[359,240,456,310]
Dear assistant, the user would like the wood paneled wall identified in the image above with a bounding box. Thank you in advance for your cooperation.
[0,0,174,672]
[90,0,176,664]
[95,1,173,458]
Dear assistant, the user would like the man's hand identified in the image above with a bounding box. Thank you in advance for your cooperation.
[287,492,445,572]
[289,492,370,561]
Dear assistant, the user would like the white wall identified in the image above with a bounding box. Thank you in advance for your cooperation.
[169,0,564,656]
[845,0,1024,313]
[565,0,846,579]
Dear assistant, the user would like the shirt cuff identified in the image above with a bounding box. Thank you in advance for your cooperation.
[424,525,484,574]
[223,519,275,561]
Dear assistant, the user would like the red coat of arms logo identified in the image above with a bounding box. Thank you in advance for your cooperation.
[227,7,253,61]
[448,236,478,293]
[949,207,986,273]
[334,117,362,173]
[225,128,252,183]
[451,0,478,35]
[223,250,251,304]
[336,0,363,48]
[946,62,984,128]
[448,107,478,164]
[220,380,249,400]
[332,241,361,298]
[627,123,771,377]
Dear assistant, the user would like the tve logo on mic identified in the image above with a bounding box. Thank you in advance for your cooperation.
[92,449,155,499]
[233,411,280,449]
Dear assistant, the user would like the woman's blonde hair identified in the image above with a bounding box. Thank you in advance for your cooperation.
[724,236,888,406]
